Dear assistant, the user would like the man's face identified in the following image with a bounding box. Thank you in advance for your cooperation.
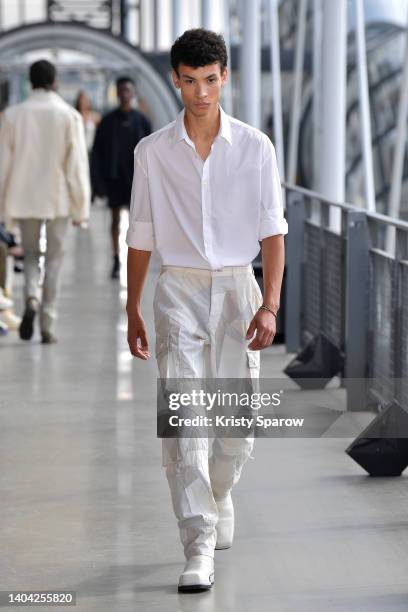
[172,63,227,117]
[117,80,135,106]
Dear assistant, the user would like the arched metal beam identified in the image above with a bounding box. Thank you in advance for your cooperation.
[0,22,180,128]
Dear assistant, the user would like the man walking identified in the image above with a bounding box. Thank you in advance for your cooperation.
[0,60,90,344]
[126,29,288,591]
[91,76,151,279]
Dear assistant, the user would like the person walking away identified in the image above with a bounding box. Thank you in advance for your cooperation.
[0,60,90,344]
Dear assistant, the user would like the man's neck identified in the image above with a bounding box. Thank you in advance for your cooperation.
[119,104,132,113]
[184,105,220,143]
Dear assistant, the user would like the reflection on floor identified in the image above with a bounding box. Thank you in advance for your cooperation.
[1,207,408,611]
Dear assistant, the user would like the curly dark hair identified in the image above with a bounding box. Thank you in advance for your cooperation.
[170,28,228,74]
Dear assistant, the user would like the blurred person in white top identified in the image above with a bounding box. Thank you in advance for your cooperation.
[74,90,101,153]
[0,59,90,344]
[126,29,288,592]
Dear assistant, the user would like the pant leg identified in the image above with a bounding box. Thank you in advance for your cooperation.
[208,269,263,500]
[40,217,69,333]
[154,268,218,560]
[0,243,7,289]
[18,219,42,302]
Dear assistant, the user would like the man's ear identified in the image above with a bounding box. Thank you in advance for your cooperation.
[220,68,228,88]
[172,69,181,89]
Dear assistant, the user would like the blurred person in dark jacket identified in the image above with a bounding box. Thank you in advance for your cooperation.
[91,77,152,279]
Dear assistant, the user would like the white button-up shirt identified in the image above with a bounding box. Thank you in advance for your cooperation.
[126,106,288,269]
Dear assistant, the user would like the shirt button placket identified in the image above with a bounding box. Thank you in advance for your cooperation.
[202,158,212,262]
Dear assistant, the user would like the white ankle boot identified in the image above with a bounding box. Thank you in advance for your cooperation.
[178,555,214,592]
[215,492,234,550]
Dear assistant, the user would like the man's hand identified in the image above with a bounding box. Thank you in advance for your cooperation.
[127,310,150,360]
[246,309,276,350]
[72,220,88,228]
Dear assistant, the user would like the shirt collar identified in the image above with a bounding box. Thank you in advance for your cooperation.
[174,105,232,146]
[29,89,56,99]
[30,88,53,94]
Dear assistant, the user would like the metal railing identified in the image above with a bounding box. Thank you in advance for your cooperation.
[284,183,408,412]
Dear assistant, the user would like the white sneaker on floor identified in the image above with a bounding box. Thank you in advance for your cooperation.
[178,555,214,592]
[0,289,13,311]
[215,492,234,550]
[0,309,21,331]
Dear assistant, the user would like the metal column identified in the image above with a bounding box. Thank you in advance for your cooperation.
[344,210,369,410]
[240,0,261,128]
[140,0,155,51]
[287,0,307,184]
[355,0,376,213]
[312,0,323,192]
[18,0,25,24]
[172,0,183,39]
[319,0,347,232]
[285,192,306,352]
[120,0,130,40]
[269,0,285,184]
[155,0,172,50]
[201,0,222,30]
[222,0,233,115]
[386,6,408,253]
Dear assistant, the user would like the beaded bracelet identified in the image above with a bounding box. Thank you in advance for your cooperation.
[258,304,278,318]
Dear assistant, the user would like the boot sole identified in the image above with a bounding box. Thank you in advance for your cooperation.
[178,582,214,593]
[178,571,214,593]
[41,334,58,344]
[19,307,36,340]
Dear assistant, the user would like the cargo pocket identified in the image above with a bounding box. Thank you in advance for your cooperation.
[155,331,171,379]
[155,332,169,360]
[249,274,263,312]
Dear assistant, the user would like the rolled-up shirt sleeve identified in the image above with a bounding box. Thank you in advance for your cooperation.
[126,141,155,251]
[259,136,288,240]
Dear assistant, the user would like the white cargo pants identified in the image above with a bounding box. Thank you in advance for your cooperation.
[153,264,263,559]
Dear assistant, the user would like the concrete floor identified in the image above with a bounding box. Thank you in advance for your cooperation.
[1,207,408,612]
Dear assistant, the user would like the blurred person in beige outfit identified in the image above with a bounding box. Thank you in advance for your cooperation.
[0,60,90,343]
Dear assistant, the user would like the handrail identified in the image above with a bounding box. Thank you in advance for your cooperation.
[282,182,408,231]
